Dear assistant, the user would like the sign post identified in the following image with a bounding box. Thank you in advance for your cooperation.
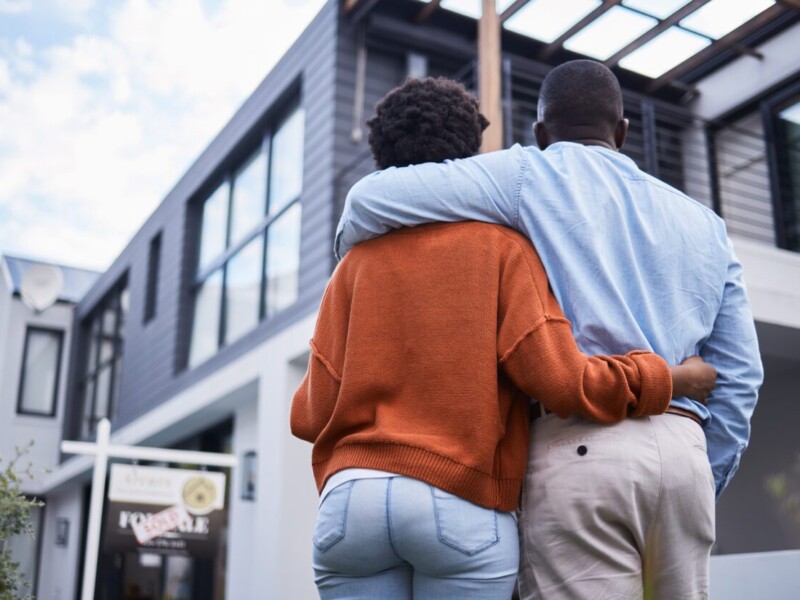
[61,418,238,600]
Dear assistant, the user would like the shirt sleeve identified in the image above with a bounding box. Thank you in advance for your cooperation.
[497,234,673,424]
[335,145,527,259]
[700,237,764,499]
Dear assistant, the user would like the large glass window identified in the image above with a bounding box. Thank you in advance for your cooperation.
[189,107,305,368]
[80,279,128,437]
[17,327,64,416]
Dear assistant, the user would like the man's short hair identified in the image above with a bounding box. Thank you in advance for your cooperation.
[538,60,623,137]
[367,77,489,169]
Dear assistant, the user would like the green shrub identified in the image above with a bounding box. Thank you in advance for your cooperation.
[0,443,43,600]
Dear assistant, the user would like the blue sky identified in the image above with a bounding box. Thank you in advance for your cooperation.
[0,0,327,271]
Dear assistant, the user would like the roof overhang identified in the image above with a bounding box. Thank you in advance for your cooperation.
[342,0,800,94]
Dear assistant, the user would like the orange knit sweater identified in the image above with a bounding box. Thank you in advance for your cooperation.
[290,222,672,510]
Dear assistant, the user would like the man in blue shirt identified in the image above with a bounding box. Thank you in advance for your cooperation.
[336,60,763,599]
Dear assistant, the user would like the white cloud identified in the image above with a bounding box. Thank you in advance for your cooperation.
[0,0,32,14]
[0,0,327,270]
[0,57,9,92]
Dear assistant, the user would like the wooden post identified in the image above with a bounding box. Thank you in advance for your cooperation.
[479,0,503,153]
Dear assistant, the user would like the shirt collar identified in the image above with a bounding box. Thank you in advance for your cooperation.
[542,141,638,168]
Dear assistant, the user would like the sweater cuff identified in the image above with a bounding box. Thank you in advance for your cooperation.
[628,351,672,417]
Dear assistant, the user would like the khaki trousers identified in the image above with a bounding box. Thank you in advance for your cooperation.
[518,413,715,600]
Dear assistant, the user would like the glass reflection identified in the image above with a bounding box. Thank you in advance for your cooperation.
[19,330,61,414]
[198,182,230,273]
[189,269,223,368]
[269,109,305,215]
[265,203,302,317]
[230,150,267,246]
[225,236,264,344]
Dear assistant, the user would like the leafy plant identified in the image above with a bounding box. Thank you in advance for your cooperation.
[767,455,800,531]
[0,442,43,600]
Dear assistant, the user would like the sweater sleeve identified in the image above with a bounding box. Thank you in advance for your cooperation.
[290,341,342,443]
[496,232,672,424]
[290,262,349,444]
[501,319,671,423]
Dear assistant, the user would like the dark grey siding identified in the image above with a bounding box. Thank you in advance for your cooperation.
[331,11,479,225]
[65,0,339,436]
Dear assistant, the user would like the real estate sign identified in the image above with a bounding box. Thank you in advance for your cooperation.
[104,464,227,558]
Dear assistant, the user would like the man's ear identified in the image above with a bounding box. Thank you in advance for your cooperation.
[534,121,549,150]
[614,118,629,151]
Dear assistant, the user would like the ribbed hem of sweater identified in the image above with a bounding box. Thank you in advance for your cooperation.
[313,442,523,512]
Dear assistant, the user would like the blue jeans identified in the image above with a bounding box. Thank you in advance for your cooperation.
[312,476,519,599]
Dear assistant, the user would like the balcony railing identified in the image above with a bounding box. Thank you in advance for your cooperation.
[332,57,786,253]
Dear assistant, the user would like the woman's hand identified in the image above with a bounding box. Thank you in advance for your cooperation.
[670,356,717,404]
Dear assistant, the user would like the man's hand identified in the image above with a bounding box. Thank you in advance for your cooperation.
[670,356,717,404]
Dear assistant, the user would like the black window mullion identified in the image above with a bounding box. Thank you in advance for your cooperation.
[219,175,234,348]
[761,79,800,251]
[89,314,102,433]
[144,232,162,323]
[107,285,124,422]
[260,130,273,321]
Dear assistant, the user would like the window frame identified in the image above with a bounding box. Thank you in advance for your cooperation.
[79,277,128,436]
[144,231,162,324]
[16,326,64,418]
[762,76,800,252]
[187,102,304,368]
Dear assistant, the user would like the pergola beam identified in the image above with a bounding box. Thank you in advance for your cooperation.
[479,0,503,152]
[500,0,531,24]
[539,0,622,61]
[605,0,711,68]
[343,0,361,13]
[647,3,789,93]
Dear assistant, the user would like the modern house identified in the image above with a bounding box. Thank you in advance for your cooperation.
[9,0,800,597]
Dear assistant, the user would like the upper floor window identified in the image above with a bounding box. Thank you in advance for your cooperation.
[144,231,162,323]
[189,107,305,368]
[80,279,128,437]
[17,327,64,417]
[710,78,800,252]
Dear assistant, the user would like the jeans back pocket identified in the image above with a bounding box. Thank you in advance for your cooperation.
[313,480,354,552]
[431,486,498,556]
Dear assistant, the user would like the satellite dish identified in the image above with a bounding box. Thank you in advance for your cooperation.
[20,264,64,313]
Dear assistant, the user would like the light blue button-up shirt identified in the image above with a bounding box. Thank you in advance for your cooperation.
[336,142,763,498]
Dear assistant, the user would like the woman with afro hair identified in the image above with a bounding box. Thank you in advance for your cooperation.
[291,77,715,599]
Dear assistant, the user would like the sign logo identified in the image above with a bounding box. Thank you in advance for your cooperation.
[182,476,217,514]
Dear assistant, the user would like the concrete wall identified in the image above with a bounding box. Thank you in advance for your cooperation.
[710,550,800,599]
[733,236,800,331]
[36,482,85,600]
